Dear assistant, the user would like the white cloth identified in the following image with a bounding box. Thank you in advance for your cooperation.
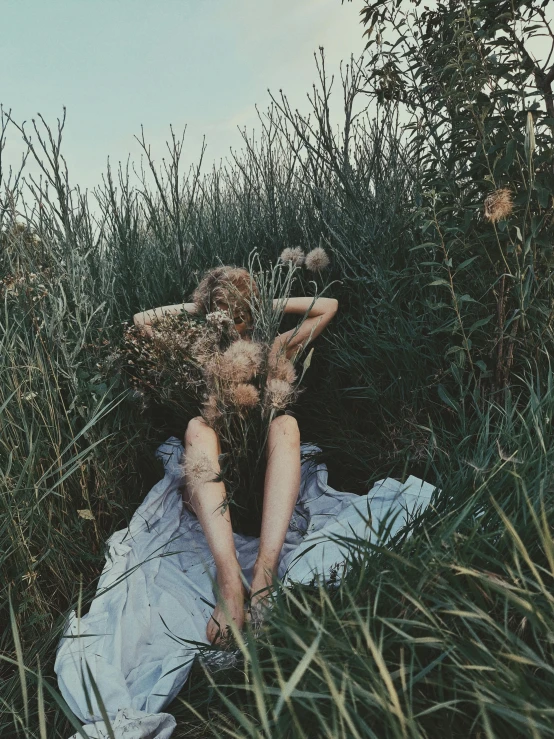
[55,436,436,739]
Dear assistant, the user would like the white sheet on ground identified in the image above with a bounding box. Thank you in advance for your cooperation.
[55,436,437,739]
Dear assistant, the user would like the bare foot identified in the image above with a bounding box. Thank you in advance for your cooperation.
[206,567,246,645]
[247,558,277,624]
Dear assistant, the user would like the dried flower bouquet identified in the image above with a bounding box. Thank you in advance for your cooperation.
[116,253,324,535]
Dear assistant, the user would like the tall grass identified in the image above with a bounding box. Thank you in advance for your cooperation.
[1,41,553,737]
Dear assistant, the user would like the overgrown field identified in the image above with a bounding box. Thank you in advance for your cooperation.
[2,1,554,736]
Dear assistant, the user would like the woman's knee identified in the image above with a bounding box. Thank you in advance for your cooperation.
[185,415,214,446]
[269,414,300,444]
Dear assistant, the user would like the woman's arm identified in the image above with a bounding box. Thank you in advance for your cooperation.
[133,302,197,338]
[271,297,338,360]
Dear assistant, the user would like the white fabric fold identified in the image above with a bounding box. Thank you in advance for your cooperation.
[56,436,437,739]
[68,708,175,738]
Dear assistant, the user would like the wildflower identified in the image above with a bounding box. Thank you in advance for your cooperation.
[484,188,513,223]
[280,247,305,266]
[219,340,264,382]
[264,379,295,410]
[304,246,330,272]
[229,383,260,408]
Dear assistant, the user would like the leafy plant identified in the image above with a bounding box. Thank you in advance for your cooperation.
[358,0,554,395]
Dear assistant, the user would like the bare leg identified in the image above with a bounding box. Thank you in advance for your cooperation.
[183,417,246,645]
[249,415,301,610]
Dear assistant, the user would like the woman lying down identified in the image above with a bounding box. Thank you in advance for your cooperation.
[55,266,435,737]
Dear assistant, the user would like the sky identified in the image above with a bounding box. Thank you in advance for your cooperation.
[0,0,366,200]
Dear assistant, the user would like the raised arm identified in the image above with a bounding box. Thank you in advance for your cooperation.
[132,302,197,338]
[271,297,338,361]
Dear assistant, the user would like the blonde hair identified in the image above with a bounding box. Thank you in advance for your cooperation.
[192,266,259,324]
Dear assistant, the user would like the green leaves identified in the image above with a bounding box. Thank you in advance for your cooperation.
[428,279,451,288]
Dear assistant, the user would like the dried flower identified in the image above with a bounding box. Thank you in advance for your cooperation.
[264,379,295,410]
[484,188,513,223]
[268,353,296,384]
[181,450,214,485]
[304,246,330,272]
[201,394,222,425]
[193,337,219,367]
[205,310,234,330]
[280,247,305,266]
[228,383,260,408]
[218,340,264,382]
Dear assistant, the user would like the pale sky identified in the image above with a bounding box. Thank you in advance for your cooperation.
[1,0,366,200]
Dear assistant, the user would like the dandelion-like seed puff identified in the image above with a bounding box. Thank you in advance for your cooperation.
[229,383,260,408]
[264,378,295,411]
[484,188,513,224]
[218,341,264,383]
[280,246,306,266]
[268,353,296,384]
[181,450,214,485]
[304,246,330,272]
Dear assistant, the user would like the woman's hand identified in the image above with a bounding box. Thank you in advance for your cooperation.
[271,297,338,360]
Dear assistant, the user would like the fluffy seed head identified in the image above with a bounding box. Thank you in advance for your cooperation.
[181,450,214,485]
[264,379,295,410]
[201,394,222,426]
[280,247,305,266]
[484,188,513,223]
[304,246,330,272]
[229,383,260,408]
[219,340,264,382]
[268,353,296,384]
